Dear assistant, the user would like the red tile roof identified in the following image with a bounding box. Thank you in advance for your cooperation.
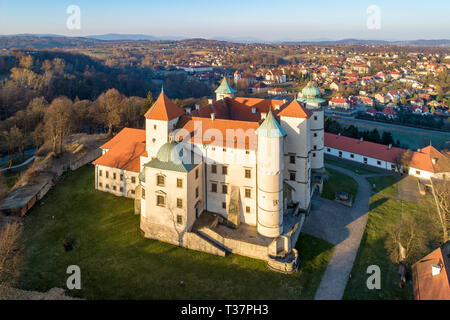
[278,100,311,119]
[325,133,404,163]
[93,128,146,172]
[176,115,260,150]
[412,246,450,300]
[324,133,449,174]
[144,92,185,121]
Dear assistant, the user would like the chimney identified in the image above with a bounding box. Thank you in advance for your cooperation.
[210,113,216,121]
[252,107,257,114]
[282,99,287,104]
[432,264,442,277]
[275,104,281,111]
[195,104,200,111]
[208,98,213,105]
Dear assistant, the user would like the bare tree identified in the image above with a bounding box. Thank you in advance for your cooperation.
[385,216,428,264]
[95,89,123,136]
[431,179,450,242]
[44,96,74,155]
[0,222,21,284]
[2,126,21,168]
[0,173,7,201]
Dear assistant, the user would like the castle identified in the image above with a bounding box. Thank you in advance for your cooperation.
[93,79,325,272]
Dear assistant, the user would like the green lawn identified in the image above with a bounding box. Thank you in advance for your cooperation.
[325,158,378,175]
[17,165,334,299]
[366,176,399,197]
[322,167,358,201]
[343,193,437,300]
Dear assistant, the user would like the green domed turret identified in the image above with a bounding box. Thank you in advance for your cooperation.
[144,141,196,172]
[298,82,325,105]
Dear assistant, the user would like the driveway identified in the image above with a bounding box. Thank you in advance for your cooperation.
[303,164,371,300]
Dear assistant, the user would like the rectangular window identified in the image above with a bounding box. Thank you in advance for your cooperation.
[106,184,110,189]
[222,165,228,175]
[391,164,396,170]
[177,178,183,188]
[245,169,251,179]
[211,183,217,193]
[314,133,318,137]
[222,202,226,209]
[99,170,102,177]
[142,188,145,199]
[195,187,199,198]
[350,154,354,158]
[314,116,318,120]
[222,185,228,194]
[131,190,135,195]
[177,198,183,208]
[157,195,165,206]
[245,188,251,198]
[177,215,182,225]
[246,206,251,213]
[223,148,227,152]
[327,148,331,152]
[313,145,317,150]
[113,173,116,180]
[363,157,368,164]
[377,161,381,166]
[195,168,199,179]
[416,170,421,175]
[157,175,165,186]
[120,187,123,192]
[289,155,296,164]
[289,171,296,181]
[338,151,343,158]
[113,186,117,191]
[99,182,103,187]
[131,177,136,184]
[106,171,109,178]
[245,150,250,155]
[313,153,316,158]
[120,174,124,181]
[211,164,217,174]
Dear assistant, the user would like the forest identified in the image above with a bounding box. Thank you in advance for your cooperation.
[0,49,211,158]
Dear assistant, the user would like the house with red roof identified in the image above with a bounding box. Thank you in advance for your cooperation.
[382,107,397,119]
[412,242,450,300]
[324,133,450,179]
[329,97,350,109]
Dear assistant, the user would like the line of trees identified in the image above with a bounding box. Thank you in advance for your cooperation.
[1,88,150,160]
[324,117,403,148]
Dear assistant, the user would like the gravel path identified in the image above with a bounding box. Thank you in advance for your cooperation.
[309,164,371,300]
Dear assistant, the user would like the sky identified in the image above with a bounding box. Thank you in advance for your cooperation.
[0,0,449,41]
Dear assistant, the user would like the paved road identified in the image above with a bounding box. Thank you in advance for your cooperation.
[0,156,35,172]
[305,164,371,300]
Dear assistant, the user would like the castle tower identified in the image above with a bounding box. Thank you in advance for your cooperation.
[298,82,325,173]
[278,100,312,211]
[256,111,286,238]
[144,90,185,159]
[215,77,236,101]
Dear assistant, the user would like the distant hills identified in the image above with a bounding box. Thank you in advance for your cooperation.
[0,34,449,49]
